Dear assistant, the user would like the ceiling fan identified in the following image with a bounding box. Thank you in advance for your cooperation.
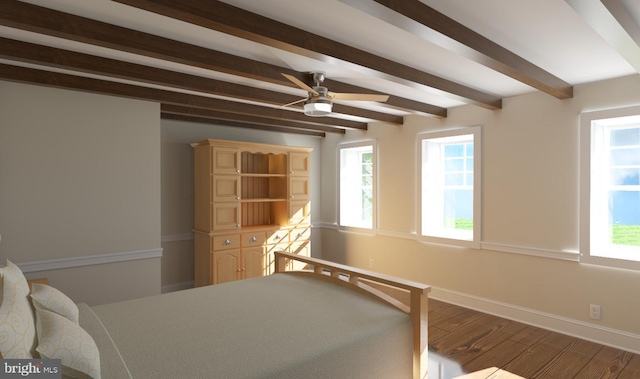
[282,72,389,117]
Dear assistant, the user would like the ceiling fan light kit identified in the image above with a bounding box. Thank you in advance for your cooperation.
[304,99,332,116]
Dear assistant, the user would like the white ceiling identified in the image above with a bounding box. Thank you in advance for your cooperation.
[3,0,640,133]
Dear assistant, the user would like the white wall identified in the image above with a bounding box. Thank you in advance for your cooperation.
[318,75,640,353]
[0,81,161,305]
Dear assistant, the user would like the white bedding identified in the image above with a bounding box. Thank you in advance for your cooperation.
[79,273,413,379]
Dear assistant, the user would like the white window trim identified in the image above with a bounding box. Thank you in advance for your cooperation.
[417,126,482,248]
[337,140,377,233]
[580,106,640,271]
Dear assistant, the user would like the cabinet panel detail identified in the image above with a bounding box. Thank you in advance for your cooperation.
[289,200,311,225]
[242,246,267,279]
[213,250,240,284]
[289,177,310,200]
[212,146,240,174]
[212,203,241,231]
[289,242,311,270]
[213,175,240,201]
[289,152,310,176]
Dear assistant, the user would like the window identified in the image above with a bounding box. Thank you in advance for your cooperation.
[339,141,376,229]
[419,127,481,246]
[580,107,640,269]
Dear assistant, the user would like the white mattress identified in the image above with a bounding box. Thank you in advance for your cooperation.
[79,273,413,379]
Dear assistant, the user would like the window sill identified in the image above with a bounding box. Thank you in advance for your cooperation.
[418,235,480,249]
[580,253,640,271]
[337,225,376,235]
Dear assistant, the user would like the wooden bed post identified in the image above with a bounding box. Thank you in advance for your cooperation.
[411,289,429,379]
[274,252,287,273]
[273,252,431,379]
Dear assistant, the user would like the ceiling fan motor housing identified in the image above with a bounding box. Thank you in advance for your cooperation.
[304,84,332,116]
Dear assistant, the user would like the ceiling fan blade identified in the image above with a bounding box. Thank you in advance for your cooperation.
[280,97,307,108]
[329,92,389,102]
[282,73,319,95]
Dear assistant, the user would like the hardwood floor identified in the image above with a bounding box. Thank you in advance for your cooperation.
[427,298,640,379]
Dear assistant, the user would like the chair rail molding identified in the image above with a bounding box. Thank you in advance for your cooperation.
[17,248,163,273]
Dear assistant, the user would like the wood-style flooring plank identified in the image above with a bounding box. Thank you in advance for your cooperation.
[429,307,487,333]
[424,299,639,379]
[531,338,603,378]
[429,298,454,313]
[617,353,640,379]
[501,331,575,378]
[429,326,451,342]
[431,313,527,366]
[508,324,551,347]
[576,345,634,378]
[462,339,530,374]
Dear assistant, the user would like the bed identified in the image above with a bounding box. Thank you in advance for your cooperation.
[0,252,430,379]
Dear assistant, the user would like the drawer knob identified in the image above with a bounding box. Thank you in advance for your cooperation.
[236,169,240,173]
[236,196,240,200]
[224,239,231,246]
[250,236,257,243]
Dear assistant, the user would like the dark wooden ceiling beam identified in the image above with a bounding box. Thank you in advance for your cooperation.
[0,64,365,131]
[161,113,326,138]
[112,0,502,110]
[0,1,443,117]
[369,0,573,99]
[0,37,296,105]
[0,37,392,124]
[162,104,345,134]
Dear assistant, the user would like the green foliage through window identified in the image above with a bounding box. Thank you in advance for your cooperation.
[612,225,640,246]
[444,219,473,230]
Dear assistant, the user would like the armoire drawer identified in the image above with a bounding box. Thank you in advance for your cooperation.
[212,234,241,251]
[241,231,266,246]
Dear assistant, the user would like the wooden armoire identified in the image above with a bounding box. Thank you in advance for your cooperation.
[191,139,312,286]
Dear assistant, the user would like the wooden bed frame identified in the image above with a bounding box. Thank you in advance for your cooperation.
[275,251,430,379]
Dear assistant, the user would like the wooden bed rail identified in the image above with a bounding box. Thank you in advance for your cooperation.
[274,252,430,379]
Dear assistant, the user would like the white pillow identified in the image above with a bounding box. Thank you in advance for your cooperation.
[35,307,101,379]
[0,259,37,358]
[30,283,79,324]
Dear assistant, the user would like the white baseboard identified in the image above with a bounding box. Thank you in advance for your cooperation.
[17,248,163,273]
[430,286,640,355]
[161,281,194,293]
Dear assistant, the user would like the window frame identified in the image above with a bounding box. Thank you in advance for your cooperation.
[337,140,377,232]
[580,106,640,270]
[418,126,482,248]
